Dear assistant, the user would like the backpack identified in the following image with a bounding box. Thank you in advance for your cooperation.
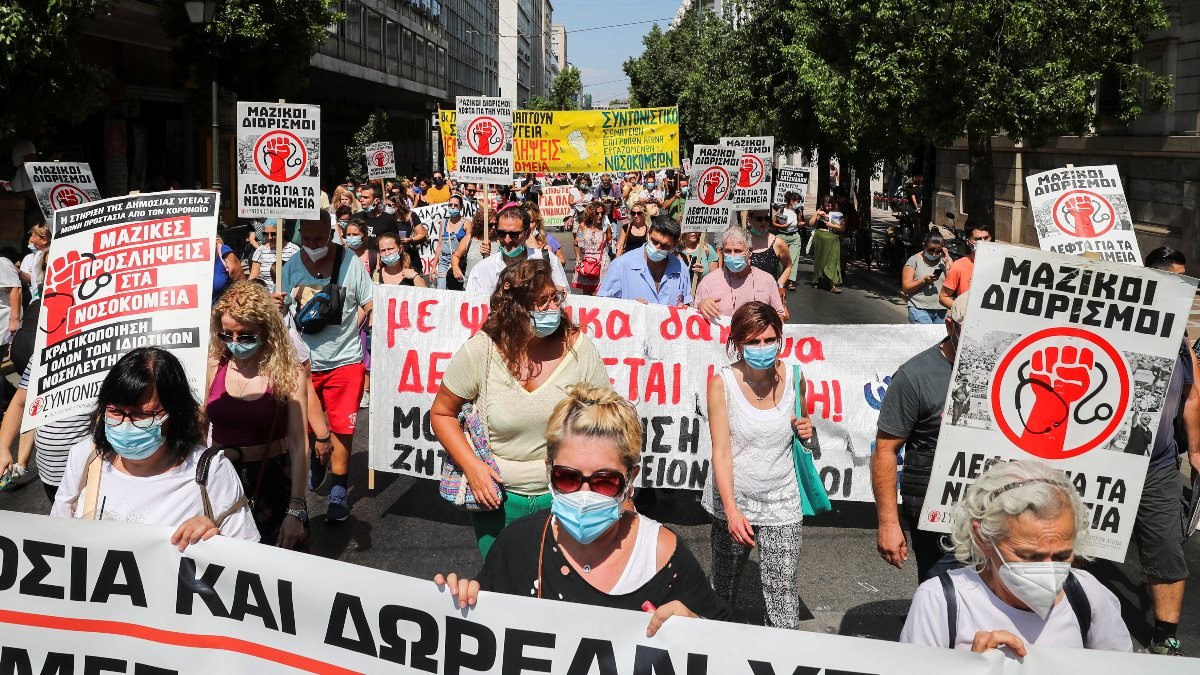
[295,246,347,335]
[937,571,1092,648]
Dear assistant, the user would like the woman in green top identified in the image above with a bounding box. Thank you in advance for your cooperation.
[808,196,845,294]
[431,259,612,557]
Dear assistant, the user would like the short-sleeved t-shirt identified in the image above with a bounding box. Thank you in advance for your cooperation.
[773,208,799,234]
[693,268,785,317]
[905,252,948,310]
[900,568,1131,652]
[212,244,234,297]
[1150,341,1196,470]
[280,248,373,372]
[51,441,260,543]
[251,242,299,293]
[440,332,612,495]
[943,256,974,299]
[877,343,953,499]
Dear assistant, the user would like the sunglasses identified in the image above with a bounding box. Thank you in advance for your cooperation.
[217,332,260,346]
[550,465,628,498]
[497,229,525,240]
[631,211,645,216]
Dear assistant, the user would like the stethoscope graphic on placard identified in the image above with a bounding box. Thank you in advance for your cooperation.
[1013,359,1114,434]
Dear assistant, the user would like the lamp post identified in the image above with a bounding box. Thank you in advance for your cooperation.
[186,1,220,192]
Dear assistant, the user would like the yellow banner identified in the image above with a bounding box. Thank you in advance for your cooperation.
[439,107,679,177]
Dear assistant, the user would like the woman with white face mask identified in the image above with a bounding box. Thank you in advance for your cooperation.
[900,459,1132,654]
[433,383,731,636]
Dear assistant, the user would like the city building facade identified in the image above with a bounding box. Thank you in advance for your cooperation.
[497,0,554,106]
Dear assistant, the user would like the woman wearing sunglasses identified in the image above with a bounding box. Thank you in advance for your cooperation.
[431,260,611,557]
[52,347,259,549]
[705,301,813,629]
[203,281,309,548]
[435,384,730,635]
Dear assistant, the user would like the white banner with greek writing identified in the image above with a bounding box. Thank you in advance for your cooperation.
[539,185,573,227]
[720,136,774,211]
[22,191,217,432]
[369,285,943,500]
[410,200,480,277]
[682,145,740,233]
[23,162,103,221]
[919,243,1198,560]
[1025,165,1141,264]
[365,141,395,180]
[0,513,1189,674]
[455,97,515,184]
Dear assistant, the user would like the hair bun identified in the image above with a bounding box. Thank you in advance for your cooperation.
[567,383,622,408]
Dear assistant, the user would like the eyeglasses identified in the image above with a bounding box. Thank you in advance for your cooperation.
[550,465,628,498]
[631,211,645,217]
[497,229,525,240]
[217,332,260,346]
[533,291,566,311]
[103,406,167,428]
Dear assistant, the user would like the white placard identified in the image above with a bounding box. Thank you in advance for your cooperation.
[775,165,811,206]
[23,162,103,221]
[682,145,740,232]
[455,96,515,184]
[1025,165,1141,264]
[365,141,395,180]
[21,191,217,432]
[236,101,321,219]
[919,243,1197,560]
[720,136,774,210]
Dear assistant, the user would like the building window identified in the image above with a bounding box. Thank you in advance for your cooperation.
[366,11,383,53]
[345,1,362,44]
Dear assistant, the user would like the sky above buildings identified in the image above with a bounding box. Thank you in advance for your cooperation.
[554,1,679,106]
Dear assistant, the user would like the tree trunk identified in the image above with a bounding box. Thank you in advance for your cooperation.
[816,146,831,203]
[965,131,995,228]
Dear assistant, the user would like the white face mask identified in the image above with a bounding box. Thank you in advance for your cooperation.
[992,542,1070,619]
[303,245,328,261]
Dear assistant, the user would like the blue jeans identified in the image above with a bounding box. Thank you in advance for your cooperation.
[908,306,947,324]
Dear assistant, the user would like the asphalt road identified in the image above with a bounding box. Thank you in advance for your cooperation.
[2,229,1197,655]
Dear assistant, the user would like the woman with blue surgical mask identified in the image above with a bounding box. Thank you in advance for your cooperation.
[52,347,260,549]
[204,281,311,548]
[705,301,813,629]
[901,459,1132,654]
[434,383,731,635]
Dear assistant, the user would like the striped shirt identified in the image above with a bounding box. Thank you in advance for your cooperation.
[19,365,94,488]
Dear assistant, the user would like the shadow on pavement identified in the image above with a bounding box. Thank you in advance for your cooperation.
[838,599,912,641]
[383,474,473,526]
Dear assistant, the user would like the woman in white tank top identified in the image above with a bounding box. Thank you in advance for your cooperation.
[704,301,814,629]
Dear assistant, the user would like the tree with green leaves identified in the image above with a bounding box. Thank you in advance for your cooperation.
[345,112,388,185]
[0,0,111,143]
[160,0,341,103]
[528,65,584,111]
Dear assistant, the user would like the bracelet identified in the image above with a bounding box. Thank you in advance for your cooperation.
[314,435,332,444]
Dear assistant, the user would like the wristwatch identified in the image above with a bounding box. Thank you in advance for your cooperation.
[286,508,309,524]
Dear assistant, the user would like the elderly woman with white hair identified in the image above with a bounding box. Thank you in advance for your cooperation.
[900,459,1131,654]
[693,225,788,321]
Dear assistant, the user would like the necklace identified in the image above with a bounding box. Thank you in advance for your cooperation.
[227,362,261,398]
[746,373,778,401]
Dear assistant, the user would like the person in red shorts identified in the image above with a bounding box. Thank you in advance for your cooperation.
[939,222,991,309]
[275,216,374,523]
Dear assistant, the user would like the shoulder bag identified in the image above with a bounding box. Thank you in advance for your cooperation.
[439,344,505,510]
[792,365,832,517]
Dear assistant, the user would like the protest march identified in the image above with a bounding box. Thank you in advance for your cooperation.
[3,6,1200,670]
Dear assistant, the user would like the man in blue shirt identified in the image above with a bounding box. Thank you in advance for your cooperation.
[598,217,691,306]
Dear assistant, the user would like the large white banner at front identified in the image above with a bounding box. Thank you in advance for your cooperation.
[1,513,1192,674]
[720,136,774,210]
[370,286,943,501]
[236,101,321,219]
[1025,165,1141,264]
[408,199,480,276]
[919,243,1197,560]
[455,96,515,184]
[23,162,103,221]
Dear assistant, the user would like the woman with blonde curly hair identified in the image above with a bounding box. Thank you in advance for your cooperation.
[900,459,1130,654]
[431,259,611,557]
[205,280,309,548]
[434,383,730,634]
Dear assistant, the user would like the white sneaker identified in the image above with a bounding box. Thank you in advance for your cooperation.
[360,391,370,408]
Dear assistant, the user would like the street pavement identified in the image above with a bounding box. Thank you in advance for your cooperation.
[2,227,1198,655]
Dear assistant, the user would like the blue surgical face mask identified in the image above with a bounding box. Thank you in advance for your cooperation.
[743,343,780,370]
[646,181,656,189]
[644,241,669,262]
[448,208,462,218]
[681,187,690,197]
[381,252,402,267]
[227,340,260,360]
[345,235,363,249]
[502,243,526,258]
[724,254,748,273]
[27,244,38,252]
[383,205,397,215]
[104,417,168,460]
[530,310,562,338]
[552,489,623,544]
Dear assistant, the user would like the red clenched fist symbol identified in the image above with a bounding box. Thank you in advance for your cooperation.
[1062,195,1098,238]
[473,120,495,153]
[1019,345,1095,455]
[42,251,86,345]
[58,189,81,208]
[262,136,294,181]
[701,171,722,203]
